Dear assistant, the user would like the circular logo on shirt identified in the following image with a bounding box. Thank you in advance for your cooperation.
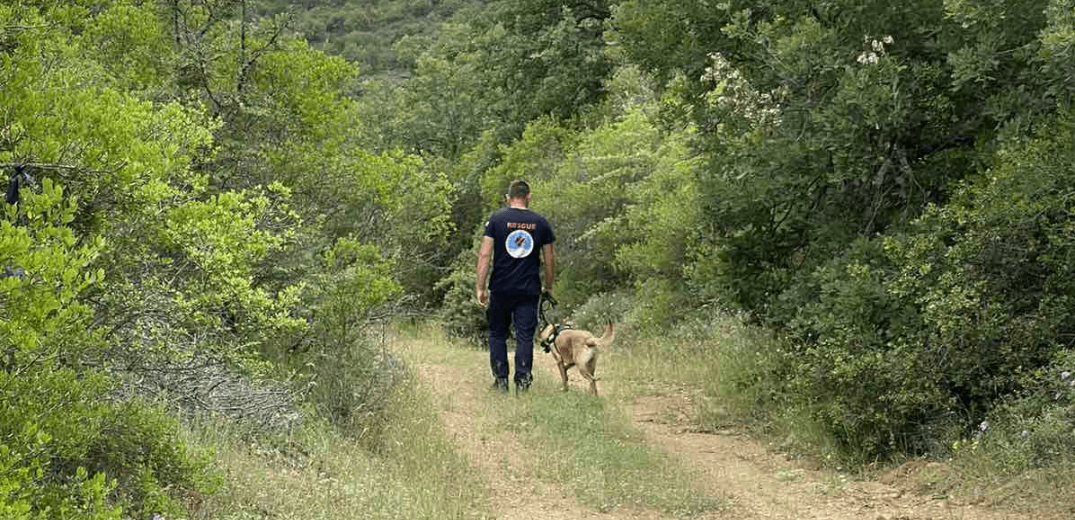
[505,230,535,258]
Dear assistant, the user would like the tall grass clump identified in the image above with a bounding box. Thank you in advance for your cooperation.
[604,307,843,461]
[193,363,490,520]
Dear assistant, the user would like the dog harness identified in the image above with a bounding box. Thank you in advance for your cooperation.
[541,323,573,353]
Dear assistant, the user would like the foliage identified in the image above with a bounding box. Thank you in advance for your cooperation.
[2,1,453,516]
[7,0,1075,513]
[593,0,1075,462]
[0,177,215,517]
[435,221,496,346]
[291,239,405,435]
[255,0,484,78]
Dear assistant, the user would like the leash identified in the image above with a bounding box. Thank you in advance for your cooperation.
[539,290,557,328]
[538,291,571,353]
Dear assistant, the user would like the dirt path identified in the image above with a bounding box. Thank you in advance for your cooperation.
[414,361,612,520]
[398,333,1037,520]
[627,389,1029,520]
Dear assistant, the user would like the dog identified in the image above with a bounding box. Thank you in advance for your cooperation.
[538,321,615,395]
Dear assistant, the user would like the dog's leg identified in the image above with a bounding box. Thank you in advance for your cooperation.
[557,360,569,391]
[577,359,598,396]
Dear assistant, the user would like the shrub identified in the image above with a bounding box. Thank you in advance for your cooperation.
[436,245,488,347]
[773,112,1075,461]
[965,349,1075,473]
[0,369,217,519]
[282,239,406,437]
[568,290,632,333]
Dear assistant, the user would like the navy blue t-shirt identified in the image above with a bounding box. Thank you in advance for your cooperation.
[484,207,555,295]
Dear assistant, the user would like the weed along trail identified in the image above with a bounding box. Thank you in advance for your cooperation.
[395,327,1033,520]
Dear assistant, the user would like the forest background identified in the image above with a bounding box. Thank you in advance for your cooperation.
[2,0,1075,518]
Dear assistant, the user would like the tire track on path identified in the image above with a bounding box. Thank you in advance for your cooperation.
[400,330,1040,520]
[399,334,670,520]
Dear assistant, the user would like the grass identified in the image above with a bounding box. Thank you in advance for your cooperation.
[178,313,1075,519]
[939,428,1075,517]
[607,311,1075,519]
[502,387,723,516]
[396,322,723,517]
[186,364,492,520]
[614,314,851,465]
[608,314,780,427]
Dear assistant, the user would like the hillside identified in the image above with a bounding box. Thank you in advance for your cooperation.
[255,0,488,78]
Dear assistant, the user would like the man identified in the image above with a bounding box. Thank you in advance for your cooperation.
[475,180,556,394]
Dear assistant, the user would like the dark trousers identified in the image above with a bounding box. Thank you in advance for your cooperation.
[487,292,539,383]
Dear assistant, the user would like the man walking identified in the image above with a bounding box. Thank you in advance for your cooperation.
[475,180,556,394]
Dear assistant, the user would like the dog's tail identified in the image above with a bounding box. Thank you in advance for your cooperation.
[586,321,615,350]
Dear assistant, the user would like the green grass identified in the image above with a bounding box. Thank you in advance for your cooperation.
[614,314,843,460]
[186,366,491,520]
[502,387,723,516]
[397,322,723,517]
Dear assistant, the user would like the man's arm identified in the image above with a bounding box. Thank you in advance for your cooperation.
[475,236,494,308]
[542,243,556,294]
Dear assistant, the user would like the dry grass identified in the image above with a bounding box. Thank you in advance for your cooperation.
[606,312,1075,519]
[187,363,491,520]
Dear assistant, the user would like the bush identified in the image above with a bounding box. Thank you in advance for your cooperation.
[0,369,217,519]
[963,349,1075,473]
[437,245,488,347]
[568,290,632,333]
[768,112,1075,461]
[282,239,406,438]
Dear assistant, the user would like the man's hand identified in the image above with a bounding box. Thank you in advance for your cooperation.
[476,288,489,308]
[541,289,556,307]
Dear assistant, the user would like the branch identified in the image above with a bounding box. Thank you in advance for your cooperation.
[238,0,246,94]
[237,14,291,97]
[0,161,126,175]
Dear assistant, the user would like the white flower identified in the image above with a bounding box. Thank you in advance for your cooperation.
[1061,370,1071,380]
[883,35,894,44]
[857,52,879,65]
[872,39,884,52]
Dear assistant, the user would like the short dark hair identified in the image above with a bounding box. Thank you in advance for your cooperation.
[507,180,530,199]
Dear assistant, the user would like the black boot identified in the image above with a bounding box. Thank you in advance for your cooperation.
[514,373,532,395]
[492,377,509,394]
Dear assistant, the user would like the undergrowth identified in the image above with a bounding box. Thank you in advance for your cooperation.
[607,308,1075,517]
[189,362,490,519]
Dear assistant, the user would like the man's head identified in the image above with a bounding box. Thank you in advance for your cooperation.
[505,179,532,206]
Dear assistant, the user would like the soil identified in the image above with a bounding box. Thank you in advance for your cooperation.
[401,334,1045,520]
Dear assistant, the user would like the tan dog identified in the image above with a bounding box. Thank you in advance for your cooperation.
[538,321,615,395]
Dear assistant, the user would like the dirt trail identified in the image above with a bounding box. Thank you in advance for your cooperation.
[400,334,1036,520]
[414,361,615,520]
[627,390,1026,520]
